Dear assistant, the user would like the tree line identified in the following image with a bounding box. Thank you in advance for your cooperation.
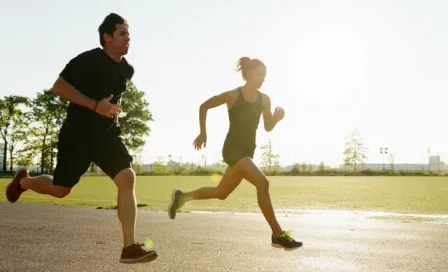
[0,81,153,174]
[123,133,441,177]
[1,85,439,177]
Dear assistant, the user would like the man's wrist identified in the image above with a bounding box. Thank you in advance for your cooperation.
[93,100,99,112]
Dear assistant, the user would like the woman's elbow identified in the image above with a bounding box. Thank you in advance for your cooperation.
[199,103,209,112]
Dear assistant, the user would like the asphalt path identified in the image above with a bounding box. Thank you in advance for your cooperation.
[1,203,447,272]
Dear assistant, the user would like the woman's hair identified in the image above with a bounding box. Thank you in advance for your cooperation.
[236,57,265,80]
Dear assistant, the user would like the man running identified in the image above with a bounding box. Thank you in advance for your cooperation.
[168,57,303,250]
[5,13,157,263]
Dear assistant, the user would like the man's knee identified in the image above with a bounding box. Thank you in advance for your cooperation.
[114,168,136,190]
[52,186,72,198]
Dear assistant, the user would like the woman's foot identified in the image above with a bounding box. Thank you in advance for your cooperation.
[168,189,184,219]
[271,230,303,250]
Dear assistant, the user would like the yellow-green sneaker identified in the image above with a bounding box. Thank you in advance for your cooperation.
[168,189,183,219]
[271,230,303,250]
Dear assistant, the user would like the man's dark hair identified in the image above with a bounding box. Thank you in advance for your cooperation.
[98,13,128,47]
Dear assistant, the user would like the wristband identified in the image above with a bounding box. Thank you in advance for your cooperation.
[93,101,99,112]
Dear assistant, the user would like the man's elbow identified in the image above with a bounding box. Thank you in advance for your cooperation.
[51,77,67,99]
[51,88,62,98]
[51,79,62,95]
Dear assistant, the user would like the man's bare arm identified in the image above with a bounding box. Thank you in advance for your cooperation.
[52,76,96,110]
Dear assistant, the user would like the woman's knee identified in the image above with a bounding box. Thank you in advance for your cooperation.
[236,157,270,192]
[256,177,270,193]
[216,189,231,200]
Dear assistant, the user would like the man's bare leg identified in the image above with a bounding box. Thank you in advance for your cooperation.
[114,168,158,264]
[20,174,72,198]
[114,168,138,248]
[6,168,71,202]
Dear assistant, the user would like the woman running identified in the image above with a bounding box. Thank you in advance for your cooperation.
[168,57,302,250]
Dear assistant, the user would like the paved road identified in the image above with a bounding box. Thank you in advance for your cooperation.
[0,203,447,272]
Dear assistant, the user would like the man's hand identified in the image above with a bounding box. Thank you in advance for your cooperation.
[94,95,122,119]
[193,133,207,150]
[273,106,285,123]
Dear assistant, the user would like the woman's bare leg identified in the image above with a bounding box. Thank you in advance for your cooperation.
[233,157,282,235]
[234,157,302,249]
[168,166,243,219]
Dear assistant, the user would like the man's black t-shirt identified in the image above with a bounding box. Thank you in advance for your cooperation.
[58,48,134,139]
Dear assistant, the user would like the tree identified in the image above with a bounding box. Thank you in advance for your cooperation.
[343,129,368,172]
[89,162,98,173]
[24,90,68,174]
[119,80,153,154]
[0,95,29,172]
[7,114,28,171]
[15,152,35,169]
[132,154,144,175]
[300,162,309,172]
[291,163,300,173]
[260,139,280,171]
[318,161,325,172]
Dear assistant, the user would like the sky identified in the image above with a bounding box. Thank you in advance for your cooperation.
[1,0,447,167]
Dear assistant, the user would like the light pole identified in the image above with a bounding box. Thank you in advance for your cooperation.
[201,155,206,167]
[380,147,388,170]
[427,148,431,172]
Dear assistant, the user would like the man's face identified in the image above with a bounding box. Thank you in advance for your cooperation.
[104,24,130,55]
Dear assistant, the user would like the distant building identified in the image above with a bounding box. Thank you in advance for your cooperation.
[429,156,441,172]
[338,160,448,173]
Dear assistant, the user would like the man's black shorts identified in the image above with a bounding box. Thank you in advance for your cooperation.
[52,126,133,188]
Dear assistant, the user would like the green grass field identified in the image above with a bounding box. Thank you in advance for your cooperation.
[1,175,447,215]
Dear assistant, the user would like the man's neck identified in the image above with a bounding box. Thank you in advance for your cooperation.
[102,47,122,63]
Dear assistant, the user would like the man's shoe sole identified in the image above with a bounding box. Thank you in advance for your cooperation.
[119,251,158,264]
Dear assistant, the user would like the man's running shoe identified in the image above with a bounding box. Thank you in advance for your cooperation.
[120,243,158,264]
[6,168,29,203]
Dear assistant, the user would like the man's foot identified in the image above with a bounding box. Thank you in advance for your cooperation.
[119,243,158,264]
[6,168,29,203]
[271,230,303,250]
[168,189,183,219]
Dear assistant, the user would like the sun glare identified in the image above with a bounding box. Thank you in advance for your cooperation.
[295,29,368,104]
